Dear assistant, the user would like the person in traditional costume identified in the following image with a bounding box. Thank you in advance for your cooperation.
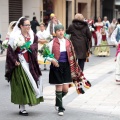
[107,18,117,46]
[88,19,97,53]
[45,24,91,116]
[95,16,104,33]
[6,21,17,40]
[46,13,61,37]
[103,16,110,32]
[36,22,51,70]
[110,18,117,30]
[94,28,110,56]
[5,17,43,116]
[94,17,104,51]
[1,21,17,54]
[111,18,120,82]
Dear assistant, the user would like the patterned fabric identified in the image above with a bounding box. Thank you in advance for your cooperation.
[52,38,91,94]
[5,34,42,82]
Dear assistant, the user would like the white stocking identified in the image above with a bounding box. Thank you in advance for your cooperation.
[19,105,25,112]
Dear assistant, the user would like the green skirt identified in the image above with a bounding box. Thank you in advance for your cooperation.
[10,65,44,105]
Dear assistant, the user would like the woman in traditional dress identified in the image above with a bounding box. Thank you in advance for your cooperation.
[5,17,43,116]
[36,22,51,70]
[94,28,110,56]
[6,21,17,40]
[94,17,104,54]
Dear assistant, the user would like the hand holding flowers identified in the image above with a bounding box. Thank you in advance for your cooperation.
[38,44,57,63]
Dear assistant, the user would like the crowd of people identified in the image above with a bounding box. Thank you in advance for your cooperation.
[1,12,120,117]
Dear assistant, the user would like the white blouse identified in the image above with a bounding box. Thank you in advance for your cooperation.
[47,38,66,61]
[111,24,120,46]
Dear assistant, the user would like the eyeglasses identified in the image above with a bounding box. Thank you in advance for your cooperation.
[23,24,31,27]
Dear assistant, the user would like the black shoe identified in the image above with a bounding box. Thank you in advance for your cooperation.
[19,110,28,116]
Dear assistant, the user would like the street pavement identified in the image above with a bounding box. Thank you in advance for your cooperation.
[0,47,120,120]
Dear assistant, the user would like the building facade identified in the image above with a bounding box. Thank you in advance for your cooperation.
[0,0,117,40]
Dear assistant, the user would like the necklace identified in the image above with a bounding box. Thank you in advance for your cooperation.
[22,33,30,42]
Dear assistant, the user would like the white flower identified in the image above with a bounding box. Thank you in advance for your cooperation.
[13,36,25,48]
[2,40,9,48]
[49,35,53,39]
[46,35,53,41]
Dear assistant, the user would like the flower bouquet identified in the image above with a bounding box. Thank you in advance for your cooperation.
[38,44,55,63]
[13,36,31,52]
[46,35,53,42]
[2,40,9,48]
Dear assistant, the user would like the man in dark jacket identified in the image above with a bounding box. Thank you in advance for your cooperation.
[30,16,40,34]
[66,13,92,71]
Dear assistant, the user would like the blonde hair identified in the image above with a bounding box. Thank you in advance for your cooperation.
[74,13,84,21]
[40,22,45,26]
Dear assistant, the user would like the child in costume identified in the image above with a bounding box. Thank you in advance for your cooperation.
[36,22,52,70]
[44,24,91,116]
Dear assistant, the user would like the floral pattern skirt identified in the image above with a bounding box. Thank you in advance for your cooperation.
[10,65,44,105]
[94,40,110,56]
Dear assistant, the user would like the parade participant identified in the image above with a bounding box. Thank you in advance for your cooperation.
[108,18,117,46]
[5,17,43,116]
[45,24,91,116]
[94,17,104,48]
[111,18,120,82]
[66,13,92,71]
[110,18,117,30]
[36,22,51,70]
[95,16,104,33]
[88,19,97,52]
[6,21,17,40]
[94,28,110,56]
[103,16,110,31]
[46,13,61,37]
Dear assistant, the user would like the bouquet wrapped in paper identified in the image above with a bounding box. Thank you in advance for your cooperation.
[13,36,31,52]
[38,44,55,63]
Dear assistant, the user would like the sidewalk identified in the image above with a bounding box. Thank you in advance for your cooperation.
[1,50,120,120]
[66,58,120,116]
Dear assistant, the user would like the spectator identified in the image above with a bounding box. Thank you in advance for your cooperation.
[66,13,91,71]
[30,16,40,34]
